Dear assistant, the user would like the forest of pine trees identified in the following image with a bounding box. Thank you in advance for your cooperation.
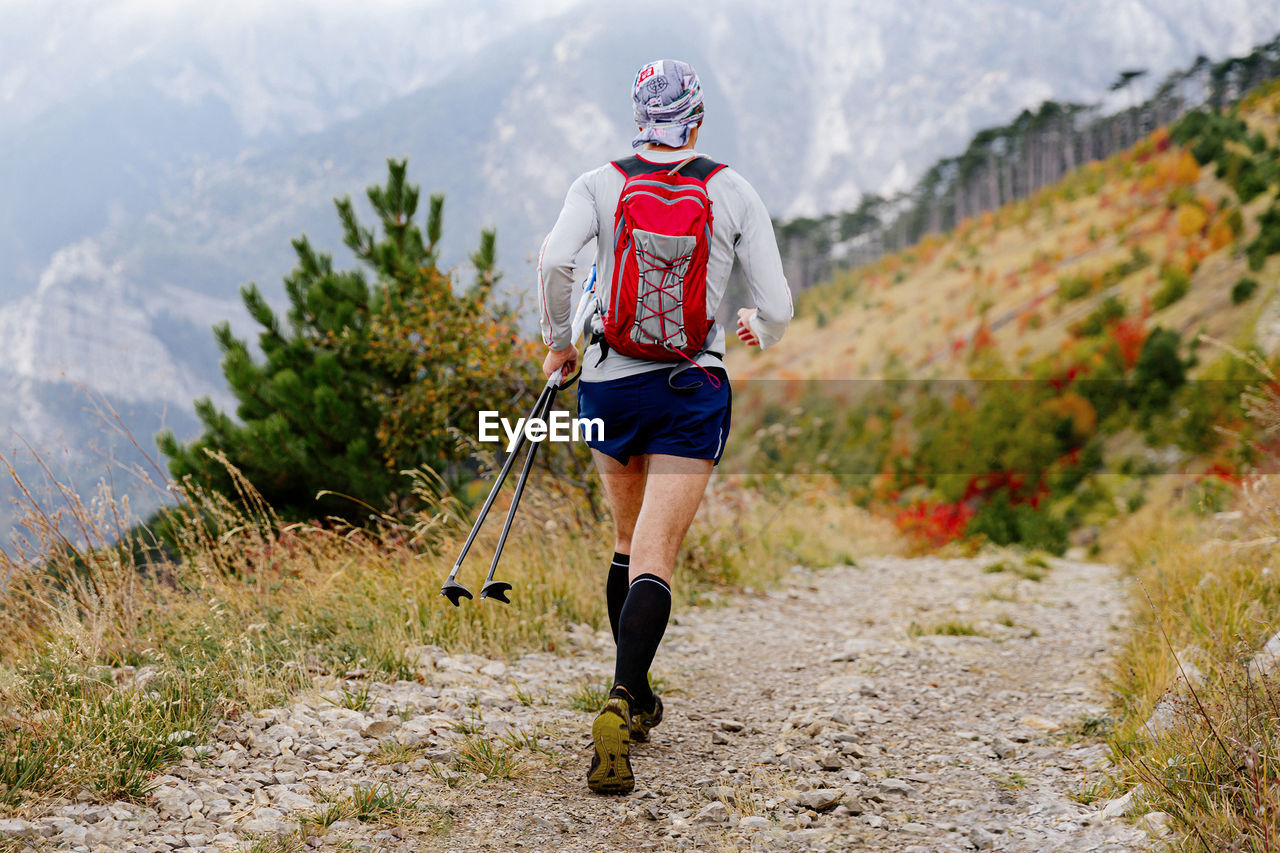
[775,32,1280,292]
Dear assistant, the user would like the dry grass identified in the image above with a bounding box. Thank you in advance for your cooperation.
[1100,350,1280,849]
[301,782,446,833]
[1103,481,1280,851]
[0,454,897,813]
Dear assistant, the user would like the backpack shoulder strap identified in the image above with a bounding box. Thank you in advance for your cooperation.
[674,157,726,183]
[611,156,659,179]
[611,155,728,182]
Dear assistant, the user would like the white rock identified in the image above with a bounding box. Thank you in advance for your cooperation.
[435,656,475,673]
[796,789,844,811]
[52,819,87,840]
[132,665,161,689]
[405,644,447,669]
[740,815,773,830]
[1101,786,1143,820]
[269,788,316,811]
[1174,646,1207,687]
[1143,695,1184,737]
[692,802,729,824]
[1248,631,1280,679]
[830,639,880,661]
[970,827,996,849]
[480,660,507,678]
[0,818,48,838]
[263,723,299,742]
[362,720,398,739]
[991,735,1017,759]
[1139,810,1172,836]
[878,778,915,797]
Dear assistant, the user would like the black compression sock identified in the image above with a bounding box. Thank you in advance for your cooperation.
[607,552,630,644]
[613,573,671,710]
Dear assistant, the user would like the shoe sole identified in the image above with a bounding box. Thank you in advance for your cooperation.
[588,700,633,794]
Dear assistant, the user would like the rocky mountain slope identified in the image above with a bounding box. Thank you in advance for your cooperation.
[1,0,1278,539]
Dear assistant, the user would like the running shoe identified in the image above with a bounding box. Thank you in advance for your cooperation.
[587,688,634,794]
[630,694,664,743]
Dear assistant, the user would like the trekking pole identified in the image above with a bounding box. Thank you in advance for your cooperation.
[479,371,561,602]
[439,266,596,606]
[480,265,596,602]
[440,379,557,606]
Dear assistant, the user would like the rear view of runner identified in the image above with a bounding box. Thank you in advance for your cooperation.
[537,59,792,794]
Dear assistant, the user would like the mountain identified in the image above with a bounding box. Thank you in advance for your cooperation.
[722,83,1280,550]
[1,0,1279,539]
[0,0,582,301]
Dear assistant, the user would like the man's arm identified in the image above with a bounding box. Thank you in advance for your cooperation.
[732,179,792,350]
[538,173,598,353]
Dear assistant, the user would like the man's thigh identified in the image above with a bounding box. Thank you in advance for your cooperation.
[592,449,647,548]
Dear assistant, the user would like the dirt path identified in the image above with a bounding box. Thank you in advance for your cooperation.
[18,556,1159,852]
[431,556,1154,853]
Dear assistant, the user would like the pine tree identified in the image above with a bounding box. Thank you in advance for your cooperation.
[158,159,531,522]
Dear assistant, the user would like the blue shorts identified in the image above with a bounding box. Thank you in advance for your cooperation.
[577,367,731,465]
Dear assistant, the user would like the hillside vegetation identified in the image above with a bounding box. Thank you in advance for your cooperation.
[746,86,1279,382]
[731,82,1280,850]
[728,81,1280,552]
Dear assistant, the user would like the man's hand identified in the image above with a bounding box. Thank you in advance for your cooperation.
[736,307,760,347]
[543,345,579,379]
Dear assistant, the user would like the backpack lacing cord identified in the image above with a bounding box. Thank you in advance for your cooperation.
[631,246,721,391]
[634,244,693,349]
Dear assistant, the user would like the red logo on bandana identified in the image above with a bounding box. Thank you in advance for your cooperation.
[637,65,656,85]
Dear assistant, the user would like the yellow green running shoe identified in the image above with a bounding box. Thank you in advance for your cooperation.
[587,689,634,794]
[630,694,663,743]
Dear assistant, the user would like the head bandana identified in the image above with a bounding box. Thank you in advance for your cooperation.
[631,59,705,150]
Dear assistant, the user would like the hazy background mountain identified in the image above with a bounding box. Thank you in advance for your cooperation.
[2,0,1279,539]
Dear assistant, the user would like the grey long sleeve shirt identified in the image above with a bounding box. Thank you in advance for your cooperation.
[537,148,792,382]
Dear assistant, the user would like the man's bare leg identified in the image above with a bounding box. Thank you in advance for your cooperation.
[591,449,647,555]
[627,454,714,583]
[592,450,647,644]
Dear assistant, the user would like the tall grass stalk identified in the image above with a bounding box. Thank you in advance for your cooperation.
[0,453,895,810]
[1104,346,1280,849]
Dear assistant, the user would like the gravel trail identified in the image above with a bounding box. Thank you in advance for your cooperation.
[16,556,1160,852]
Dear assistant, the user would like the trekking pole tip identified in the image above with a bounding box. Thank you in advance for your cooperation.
[480,580,513,604]
[440,579,474,606]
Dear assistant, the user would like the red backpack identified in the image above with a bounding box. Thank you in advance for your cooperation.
[603,155,727,363]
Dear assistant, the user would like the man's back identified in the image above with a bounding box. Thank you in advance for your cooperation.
[538,147,791,382]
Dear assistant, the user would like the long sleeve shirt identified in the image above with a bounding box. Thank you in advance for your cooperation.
[537,147,792,382]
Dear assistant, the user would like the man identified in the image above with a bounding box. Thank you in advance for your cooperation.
[537,59,791,795]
